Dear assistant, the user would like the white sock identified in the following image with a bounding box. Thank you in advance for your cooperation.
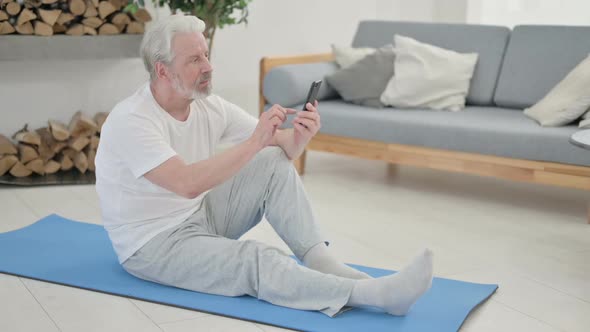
[347,248,434,315]
[302,243,372,280]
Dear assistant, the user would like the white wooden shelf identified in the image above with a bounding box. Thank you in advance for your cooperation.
[0,35,143,61]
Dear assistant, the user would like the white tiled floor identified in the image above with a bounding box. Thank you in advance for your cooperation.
[1,151,589,332]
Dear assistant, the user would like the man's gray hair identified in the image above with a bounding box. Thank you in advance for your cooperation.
[140,14,206,81]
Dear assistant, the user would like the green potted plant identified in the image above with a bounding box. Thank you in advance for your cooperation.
[125,0,252,56]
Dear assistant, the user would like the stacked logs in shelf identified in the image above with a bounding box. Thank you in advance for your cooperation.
[0,111,108,177]
[0,0,151,36]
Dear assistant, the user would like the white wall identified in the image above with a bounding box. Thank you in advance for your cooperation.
[374,0,467,23]
[375,0,436,21]
[0,0,469,136]
[467,0,590,27]
[0,59,148,137]
[434,0,468,23]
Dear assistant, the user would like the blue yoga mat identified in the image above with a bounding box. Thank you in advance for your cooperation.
[0,215,497,332]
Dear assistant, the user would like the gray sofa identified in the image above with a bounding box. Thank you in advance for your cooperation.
[259,21,590,216]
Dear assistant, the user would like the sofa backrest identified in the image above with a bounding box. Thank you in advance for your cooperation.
[493,25,590,109]
[351,20,510,106]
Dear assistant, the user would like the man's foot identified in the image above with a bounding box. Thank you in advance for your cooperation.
[347,249,434,315]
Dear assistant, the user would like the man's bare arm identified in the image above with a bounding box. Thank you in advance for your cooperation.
[145,139,260,199]
[144,105,290,199]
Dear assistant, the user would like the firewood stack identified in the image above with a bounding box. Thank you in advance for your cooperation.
[0,111,108,177]
[0,0,151,36]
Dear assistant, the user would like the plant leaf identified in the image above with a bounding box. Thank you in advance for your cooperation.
[123,3,139,14]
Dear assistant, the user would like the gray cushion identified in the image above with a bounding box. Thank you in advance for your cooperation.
[325,45,395,108]
[268,101,590,167]
[350,20,510,106]
[494,25,590,109]
[263,62,339,108]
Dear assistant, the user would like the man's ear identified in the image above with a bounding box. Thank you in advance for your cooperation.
[154,62,171,81]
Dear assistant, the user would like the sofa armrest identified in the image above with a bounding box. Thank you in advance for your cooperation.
[259,53,337,114]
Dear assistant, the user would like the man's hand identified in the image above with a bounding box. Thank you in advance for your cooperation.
[250,104,296,149]
[269,101,320,160]
[293,100,321,146]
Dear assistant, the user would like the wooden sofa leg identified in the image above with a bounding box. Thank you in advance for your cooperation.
[587,201,590,224]
[294,150,307,175]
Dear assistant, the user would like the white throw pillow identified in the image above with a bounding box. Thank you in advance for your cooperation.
[331,44,376,68]
[524,54,590,127]
[380,35,478,111]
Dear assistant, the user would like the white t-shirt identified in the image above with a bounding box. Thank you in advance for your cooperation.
[95,82,258,263]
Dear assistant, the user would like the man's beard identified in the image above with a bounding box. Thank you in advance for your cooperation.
[172,73,212,100]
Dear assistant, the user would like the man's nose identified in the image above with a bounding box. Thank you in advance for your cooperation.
[202,58,213,73]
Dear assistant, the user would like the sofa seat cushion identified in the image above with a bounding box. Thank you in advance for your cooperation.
[279,100,590,167]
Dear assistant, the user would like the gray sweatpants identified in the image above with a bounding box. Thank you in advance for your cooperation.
[122,147,355,317]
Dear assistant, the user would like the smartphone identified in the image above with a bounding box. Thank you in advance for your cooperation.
[303,80,322,111]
